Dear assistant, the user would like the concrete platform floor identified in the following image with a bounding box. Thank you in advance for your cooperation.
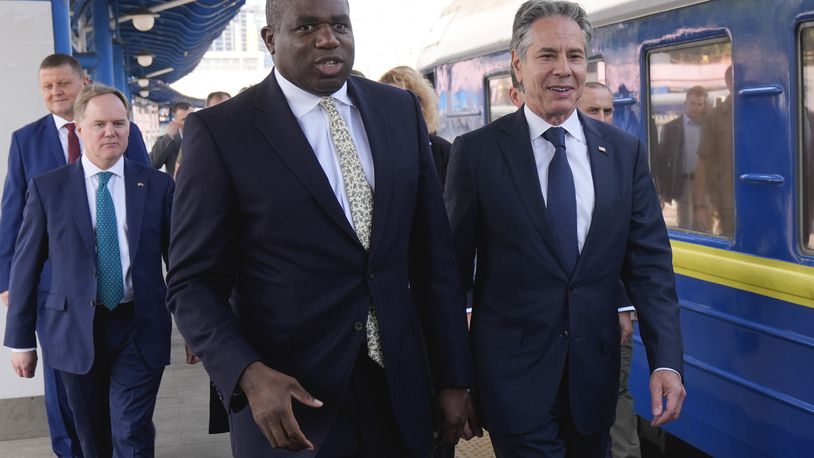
[0,325,495,457]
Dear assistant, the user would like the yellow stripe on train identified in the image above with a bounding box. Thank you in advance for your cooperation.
[670,240,814,309]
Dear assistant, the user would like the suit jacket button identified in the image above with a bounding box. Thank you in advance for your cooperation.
[560,330,569,339]
[354,321,364,332]
[367,269,374,279]
[89,299,94,306]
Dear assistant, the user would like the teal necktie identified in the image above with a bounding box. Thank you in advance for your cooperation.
[95,171,123,311]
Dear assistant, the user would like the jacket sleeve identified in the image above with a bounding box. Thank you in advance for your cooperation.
[0,132,28,291]
[148,134,176,170]
[407,92,474,390]
[621,139,684,377]
[165,112,261,412]
[3,178,49,349]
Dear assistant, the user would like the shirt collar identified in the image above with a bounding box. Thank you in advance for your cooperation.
[683,114,702,127]
[82,154,125,179]
[523,106,586,145]
[52,113,73,130]
[274,67,354,119]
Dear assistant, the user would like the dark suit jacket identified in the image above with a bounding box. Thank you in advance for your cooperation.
[0,115,149,292]
[429,133,452,190]
[3,160,174,373]
[149,132,181,176]
[445,108,683,435]
[167,74,473,457]
[659,115,687,201]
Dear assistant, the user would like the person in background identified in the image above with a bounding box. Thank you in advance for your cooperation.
[5,84,174,457]
[659,86,708,231]
[0,53,149,458]
[579,81,642,458]
[174,92,232,178]
[149,101,191,177]
[166,0,478,455]
[379,65,451,188]
[444,1,685,455]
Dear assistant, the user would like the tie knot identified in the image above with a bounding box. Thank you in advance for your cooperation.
[97,171,113,186]
[543,127,566,150]
[319,96,338,111]
[65,123,76,133]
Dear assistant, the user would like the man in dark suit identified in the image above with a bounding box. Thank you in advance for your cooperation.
[444,1,685,455]
[166,0,477,456]
[0,53,149,458]
[149,101,190,176]
[4,85,174,457]
[659,86,708,231]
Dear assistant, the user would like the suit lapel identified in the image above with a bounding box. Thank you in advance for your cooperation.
[124,161,146,262]
[348,79,391,256]
[252,74,360,246]
[66,162,94,257]
[498,110,568,272]
[44,116,67,167]
[574,113,616,276]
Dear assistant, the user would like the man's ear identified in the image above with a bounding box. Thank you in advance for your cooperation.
[260,26,276,55]
[511,50,523,86]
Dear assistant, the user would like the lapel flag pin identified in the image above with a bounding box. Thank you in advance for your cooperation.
[597,146,607,154]
[137,182,145,187]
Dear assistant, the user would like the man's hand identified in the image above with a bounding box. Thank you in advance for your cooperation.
[184,343,200,365]
[11,351,37,378]
[238,362,323,451]
[0,290,8,307]
[435,388,481,446]
[618,311,633,345]
[650,370,686,427]
[165,122,180,137]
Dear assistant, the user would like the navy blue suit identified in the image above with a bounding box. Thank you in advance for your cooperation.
[445,109,683,443]
[4,159,173,457]
[0,114,148,457]
[167,74,473,457]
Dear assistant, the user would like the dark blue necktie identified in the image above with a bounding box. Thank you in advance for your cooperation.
[543,127,578,272]
[95,171,123,311]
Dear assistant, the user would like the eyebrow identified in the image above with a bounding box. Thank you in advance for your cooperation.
[295,14,350,24]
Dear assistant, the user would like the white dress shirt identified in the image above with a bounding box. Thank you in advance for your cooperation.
[525,106,594,253]
[275,68,375,227]
[53,114,83,163]
[82,154,134,303]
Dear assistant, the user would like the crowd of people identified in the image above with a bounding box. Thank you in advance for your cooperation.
[1,1,686,457]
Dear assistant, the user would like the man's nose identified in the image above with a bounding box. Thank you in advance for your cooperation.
[315,25,340,48]
[553,54,571,76]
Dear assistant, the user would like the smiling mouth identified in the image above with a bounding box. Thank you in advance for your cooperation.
[549,87,572,93]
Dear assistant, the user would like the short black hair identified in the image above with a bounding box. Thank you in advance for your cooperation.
[39,54,84,78]
[171,101,192,115]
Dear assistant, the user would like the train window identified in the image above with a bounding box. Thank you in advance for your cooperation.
[802,27,814,250]
[647,40,733,238]
[486,74,516,122]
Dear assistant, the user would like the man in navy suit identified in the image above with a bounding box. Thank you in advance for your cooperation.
[444,1,686,455]
[4,85,173,457]
[167,0,477,456]
[0,53,148,457]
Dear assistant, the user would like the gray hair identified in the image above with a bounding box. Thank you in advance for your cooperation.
[510,1,592,62]
[74,84,131,123]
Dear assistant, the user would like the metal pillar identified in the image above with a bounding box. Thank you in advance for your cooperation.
[51,0,72,54]
[92,0,114,84]
[112,44,129,96]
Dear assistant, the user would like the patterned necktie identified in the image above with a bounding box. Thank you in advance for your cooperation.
[543,127,579,272]
[66,123,80,164]
[319,96,384,367]
[95,172,124,311]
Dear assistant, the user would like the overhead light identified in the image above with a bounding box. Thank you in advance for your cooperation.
[139,89,150,98]
[136,51,153,67]
[137,78,149,88]
[131,8,158,32]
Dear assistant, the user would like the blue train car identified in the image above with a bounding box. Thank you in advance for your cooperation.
[419,1,814,456]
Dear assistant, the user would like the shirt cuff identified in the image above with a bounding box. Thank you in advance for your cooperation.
[465,308,473,314]
[9,347,36,352]
[617,305,636,312]
[653,367,681,378]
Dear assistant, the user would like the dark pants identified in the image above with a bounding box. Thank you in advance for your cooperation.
[490,364,610,458]
[59,302,164,458]
[317,347,430,458]
[44,365,83,457]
